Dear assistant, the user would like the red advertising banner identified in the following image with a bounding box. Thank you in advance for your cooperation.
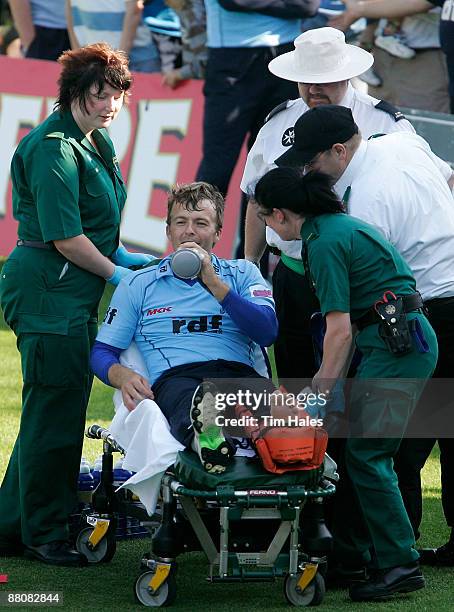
[0,56,244,258]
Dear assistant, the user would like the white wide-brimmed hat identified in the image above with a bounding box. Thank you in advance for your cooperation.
[269,27,374,83]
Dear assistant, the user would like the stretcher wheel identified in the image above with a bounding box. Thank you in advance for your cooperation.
[134,571,177,607]
[75,526,116,564]
[284,572,325,607]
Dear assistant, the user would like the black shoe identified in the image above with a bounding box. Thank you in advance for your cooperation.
[0,538,24,557]
[24,541,87,567]
[418,547,438,565]
[419,542,454,566]
[435,542,454,565]
[349,563,425,601]
[326,565,369,588]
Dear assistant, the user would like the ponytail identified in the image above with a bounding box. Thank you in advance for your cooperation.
[254,167,344,217]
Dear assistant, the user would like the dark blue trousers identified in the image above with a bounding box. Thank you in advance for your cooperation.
[196,44,298,195]
[152,359,273,446]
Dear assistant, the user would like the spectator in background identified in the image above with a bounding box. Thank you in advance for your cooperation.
[370,9,448,113]
[66,0,160,73]
[142,0,183,82]
[330,0,450,113]
[9,0,70,61]
[161,0,207,88]
[374,19,416,59]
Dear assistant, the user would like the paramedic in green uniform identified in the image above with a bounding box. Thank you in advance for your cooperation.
[0,43,152,566]
[254,167,438,602]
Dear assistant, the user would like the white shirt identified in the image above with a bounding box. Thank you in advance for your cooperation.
[334,134,454,300]
[240,83,416,256]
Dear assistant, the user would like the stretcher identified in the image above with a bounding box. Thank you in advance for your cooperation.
[75,425,337,608]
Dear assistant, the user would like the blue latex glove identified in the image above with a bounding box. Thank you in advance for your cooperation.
[112,245,153,267]
[299,379,346,419]
[106,265,133,286]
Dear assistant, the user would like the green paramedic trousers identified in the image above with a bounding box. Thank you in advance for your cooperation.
[0,247,104,546]
[332,314,438,569]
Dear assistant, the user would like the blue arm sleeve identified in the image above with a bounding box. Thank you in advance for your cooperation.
[90,341,122,386]
[220,290,278,346]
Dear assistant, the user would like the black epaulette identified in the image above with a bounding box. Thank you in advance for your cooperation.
[367,133,386,140]
[265,100,291,123]
[374,100,407,122]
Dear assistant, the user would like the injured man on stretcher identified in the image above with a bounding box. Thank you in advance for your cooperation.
[90,182,326,513]
[90,181,278,462]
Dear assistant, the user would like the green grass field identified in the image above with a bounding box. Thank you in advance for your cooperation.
[0,292,453,610]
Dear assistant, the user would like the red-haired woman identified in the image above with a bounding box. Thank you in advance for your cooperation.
[0,43,151,566]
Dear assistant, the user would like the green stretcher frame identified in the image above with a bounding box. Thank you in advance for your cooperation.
[159,450,336,581]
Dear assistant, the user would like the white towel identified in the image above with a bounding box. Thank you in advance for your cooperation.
[109,399,184,516]
[107,342,184,515]
[106,342,256,514]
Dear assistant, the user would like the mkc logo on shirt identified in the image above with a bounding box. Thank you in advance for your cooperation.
[172,315,223,334]
[147,306,172,316]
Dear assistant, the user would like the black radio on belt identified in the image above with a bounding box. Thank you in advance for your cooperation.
[374,291,413,356]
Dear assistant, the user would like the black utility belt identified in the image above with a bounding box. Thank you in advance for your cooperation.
[355,292,424,330]
[17,239,54,251]
[355,291,427,357]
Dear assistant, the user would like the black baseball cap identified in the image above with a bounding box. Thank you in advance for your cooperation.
[275,105,358,167]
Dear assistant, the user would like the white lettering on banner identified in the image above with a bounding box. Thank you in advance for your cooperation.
[121,99,192,253]
[0,94,42,215]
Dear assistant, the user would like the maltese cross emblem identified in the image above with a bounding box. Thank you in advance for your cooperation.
[281,127,295,146]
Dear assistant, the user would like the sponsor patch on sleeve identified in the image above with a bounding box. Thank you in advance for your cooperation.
[249,284,272,298]
[103,307,118,325]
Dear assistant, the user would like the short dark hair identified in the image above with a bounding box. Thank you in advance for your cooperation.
[167,182,225,231]
[255,167,344,217]
[55,43,132,113]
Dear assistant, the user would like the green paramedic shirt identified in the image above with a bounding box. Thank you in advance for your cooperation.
[300,213,417,322]
[10,110,127,257]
